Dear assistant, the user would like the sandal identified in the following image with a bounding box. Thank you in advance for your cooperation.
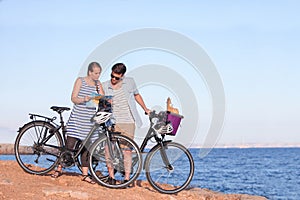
[51,170,62,178]
[82,175,96,184]
[108,177,116,185]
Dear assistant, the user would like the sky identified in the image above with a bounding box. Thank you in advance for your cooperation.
[0,0,299,147]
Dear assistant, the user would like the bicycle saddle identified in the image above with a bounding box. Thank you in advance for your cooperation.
[50,106,70,113]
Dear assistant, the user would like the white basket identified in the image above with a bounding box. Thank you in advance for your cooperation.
[93,112,112,124]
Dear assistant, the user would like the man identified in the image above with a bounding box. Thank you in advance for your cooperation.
[102,63,150,184]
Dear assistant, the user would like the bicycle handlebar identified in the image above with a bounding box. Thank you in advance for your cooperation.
[145,110,171,122]
[145,110,157,118]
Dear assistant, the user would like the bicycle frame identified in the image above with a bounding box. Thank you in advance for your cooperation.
[28,112,107,166]
[138,116,173,171]
[28,114,65,150]
[69,122,119,161]
[139,116,172,152]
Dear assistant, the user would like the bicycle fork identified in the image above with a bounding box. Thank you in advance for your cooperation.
[159,142,173,171]
[106,133,123,166]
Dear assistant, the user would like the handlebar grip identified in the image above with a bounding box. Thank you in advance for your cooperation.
[146,110,158,119]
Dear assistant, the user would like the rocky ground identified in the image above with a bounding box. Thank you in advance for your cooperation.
[0,144,267,200]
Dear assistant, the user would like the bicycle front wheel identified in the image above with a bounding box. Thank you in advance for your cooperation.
[88,134,142,189]
[14,121,63,175]
[145,142,194,194]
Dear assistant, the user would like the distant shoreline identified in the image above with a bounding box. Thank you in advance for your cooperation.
[1,143,300,155]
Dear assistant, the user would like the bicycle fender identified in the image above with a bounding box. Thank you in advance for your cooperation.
[18,120,55,132]
[17,121,40,133]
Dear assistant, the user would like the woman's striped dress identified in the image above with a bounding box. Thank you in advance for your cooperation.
[66,78,98,141]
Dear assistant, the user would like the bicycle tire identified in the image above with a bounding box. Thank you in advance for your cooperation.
[145,141,194,194]
[14,121,63,175]
[88,133,142,189]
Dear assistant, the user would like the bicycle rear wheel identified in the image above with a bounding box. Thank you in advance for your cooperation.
[145,141,194,194]
[14,121,63,175]
[88,134,142,189]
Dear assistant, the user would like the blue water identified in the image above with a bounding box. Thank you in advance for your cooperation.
[192,148,300,200]
[2,148,300,200]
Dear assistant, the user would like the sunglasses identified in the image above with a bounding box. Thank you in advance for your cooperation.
[111,74,122,80]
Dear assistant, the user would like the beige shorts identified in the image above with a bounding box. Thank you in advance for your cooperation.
[115,123,135,140]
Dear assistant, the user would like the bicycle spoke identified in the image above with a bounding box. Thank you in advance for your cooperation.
[15,121,63,175]
[145,142,194,194]
[88,134,142,189]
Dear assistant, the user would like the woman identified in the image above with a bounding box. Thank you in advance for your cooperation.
[52,62,104,184]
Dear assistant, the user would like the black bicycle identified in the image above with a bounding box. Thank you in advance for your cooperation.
[139,110,195,194]
[14,96,142,189]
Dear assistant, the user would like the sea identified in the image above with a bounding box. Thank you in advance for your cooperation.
[1,147,299,200]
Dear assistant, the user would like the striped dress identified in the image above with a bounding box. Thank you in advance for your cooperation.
[66,78,98,141]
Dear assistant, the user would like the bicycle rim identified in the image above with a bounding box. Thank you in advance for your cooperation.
[88,134,142,189]
[145,142,194,194]
[14,121,62,175]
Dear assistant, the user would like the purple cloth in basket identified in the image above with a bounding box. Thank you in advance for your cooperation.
[167,112,183,135]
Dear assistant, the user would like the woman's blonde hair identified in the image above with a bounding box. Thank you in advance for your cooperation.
[87,62,102,75]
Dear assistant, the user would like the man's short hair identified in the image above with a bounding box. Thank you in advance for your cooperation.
[112,63,126,75]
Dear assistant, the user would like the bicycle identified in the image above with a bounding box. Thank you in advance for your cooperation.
[138,110,195,194]
[14,96,142,189]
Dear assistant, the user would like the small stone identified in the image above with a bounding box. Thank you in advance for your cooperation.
[0,179,12,185]
[43,187,70,197]
[70,191,89,199]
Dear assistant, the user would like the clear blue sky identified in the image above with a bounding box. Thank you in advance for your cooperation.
[0,0,299,146]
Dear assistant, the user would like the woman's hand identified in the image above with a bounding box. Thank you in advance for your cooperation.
[83,96,92,103]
